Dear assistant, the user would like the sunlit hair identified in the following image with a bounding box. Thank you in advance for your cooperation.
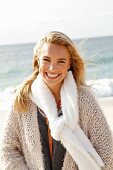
[14,31,86,112]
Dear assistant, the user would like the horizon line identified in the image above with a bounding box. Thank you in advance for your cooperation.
[0,34,113,47]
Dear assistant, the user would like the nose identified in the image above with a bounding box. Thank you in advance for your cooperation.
[48,63,57,70]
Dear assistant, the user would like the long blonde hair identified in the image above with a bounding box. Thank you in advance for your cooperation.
[14,31,86,112]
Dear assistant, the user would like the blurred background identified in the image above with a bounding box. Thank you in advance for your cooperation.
[0,0,113,112]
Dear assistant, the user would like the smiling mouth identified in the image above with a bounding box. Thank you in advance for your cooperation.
[46,72,60,78]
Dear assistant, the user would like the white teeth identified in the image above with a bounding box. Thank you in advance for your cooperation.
[47,73,59,78]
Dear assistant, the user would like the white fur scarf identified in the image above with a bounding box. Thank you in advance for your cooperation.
[30,71,104,170]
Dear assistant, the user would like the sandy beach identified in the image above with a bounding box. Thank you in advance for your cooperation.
[0,97,113,141]
[98,97,113,132]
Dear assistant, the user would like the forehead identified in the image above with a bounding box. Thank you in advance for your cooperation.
[40,43,70,58]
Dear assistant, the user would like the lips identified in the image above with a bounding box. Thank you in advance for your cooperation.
[46,73,60,78]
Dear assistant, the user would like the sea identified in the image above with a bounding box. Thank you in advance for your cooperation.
[0,36,113,111]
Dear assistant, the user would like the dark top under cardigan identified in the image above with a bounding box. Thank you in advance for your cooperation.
[37,108,66,170]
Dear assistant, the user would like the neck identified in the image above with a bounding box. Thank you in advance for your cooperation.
[48,85,61,108]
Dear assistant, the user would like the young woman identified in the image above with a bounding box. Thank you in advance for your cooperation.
[0,31,113,170]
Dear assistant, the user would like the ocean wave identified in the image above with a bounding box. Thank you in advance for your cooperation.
[0,87,14,111]
[0,87,14,100]
[87,78,113,97]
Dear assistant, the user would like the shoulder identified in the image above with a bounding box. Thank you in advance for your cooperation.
[77,86,111,135]
[77,85,103,119]
[3,98,37,138]
[8,97,37,119]
[78,85,97,104]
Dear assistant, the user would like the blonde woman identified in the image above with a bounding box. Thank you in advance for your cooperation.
[0,31,113,170]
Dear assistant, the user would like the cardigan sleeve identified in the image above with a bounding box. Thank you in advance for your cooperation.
[80,87,113,170]
[0,105,29,170]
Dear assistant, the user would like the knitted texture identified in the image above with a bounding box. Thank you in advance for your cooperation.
[0,86,113,170]
[30,71,104,170]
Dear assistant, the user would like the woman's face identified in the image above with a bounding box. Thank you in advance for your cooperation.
[38,43,71,91]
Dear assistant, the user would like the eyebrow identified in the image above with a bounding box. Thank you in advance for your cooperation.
[58,58,67,61]
[43,56,50,58]
[43,56,67,60]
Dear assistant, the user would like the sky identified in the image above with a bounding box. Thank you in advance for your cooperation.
[0,0,113,45]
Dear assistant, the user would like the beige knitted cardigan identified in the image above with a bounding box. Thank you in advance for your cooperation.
[0,86,113,170]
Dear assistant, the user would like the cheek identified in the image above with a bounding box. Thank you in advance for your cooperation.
[40,62,49,70]
[63,63,70,70]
